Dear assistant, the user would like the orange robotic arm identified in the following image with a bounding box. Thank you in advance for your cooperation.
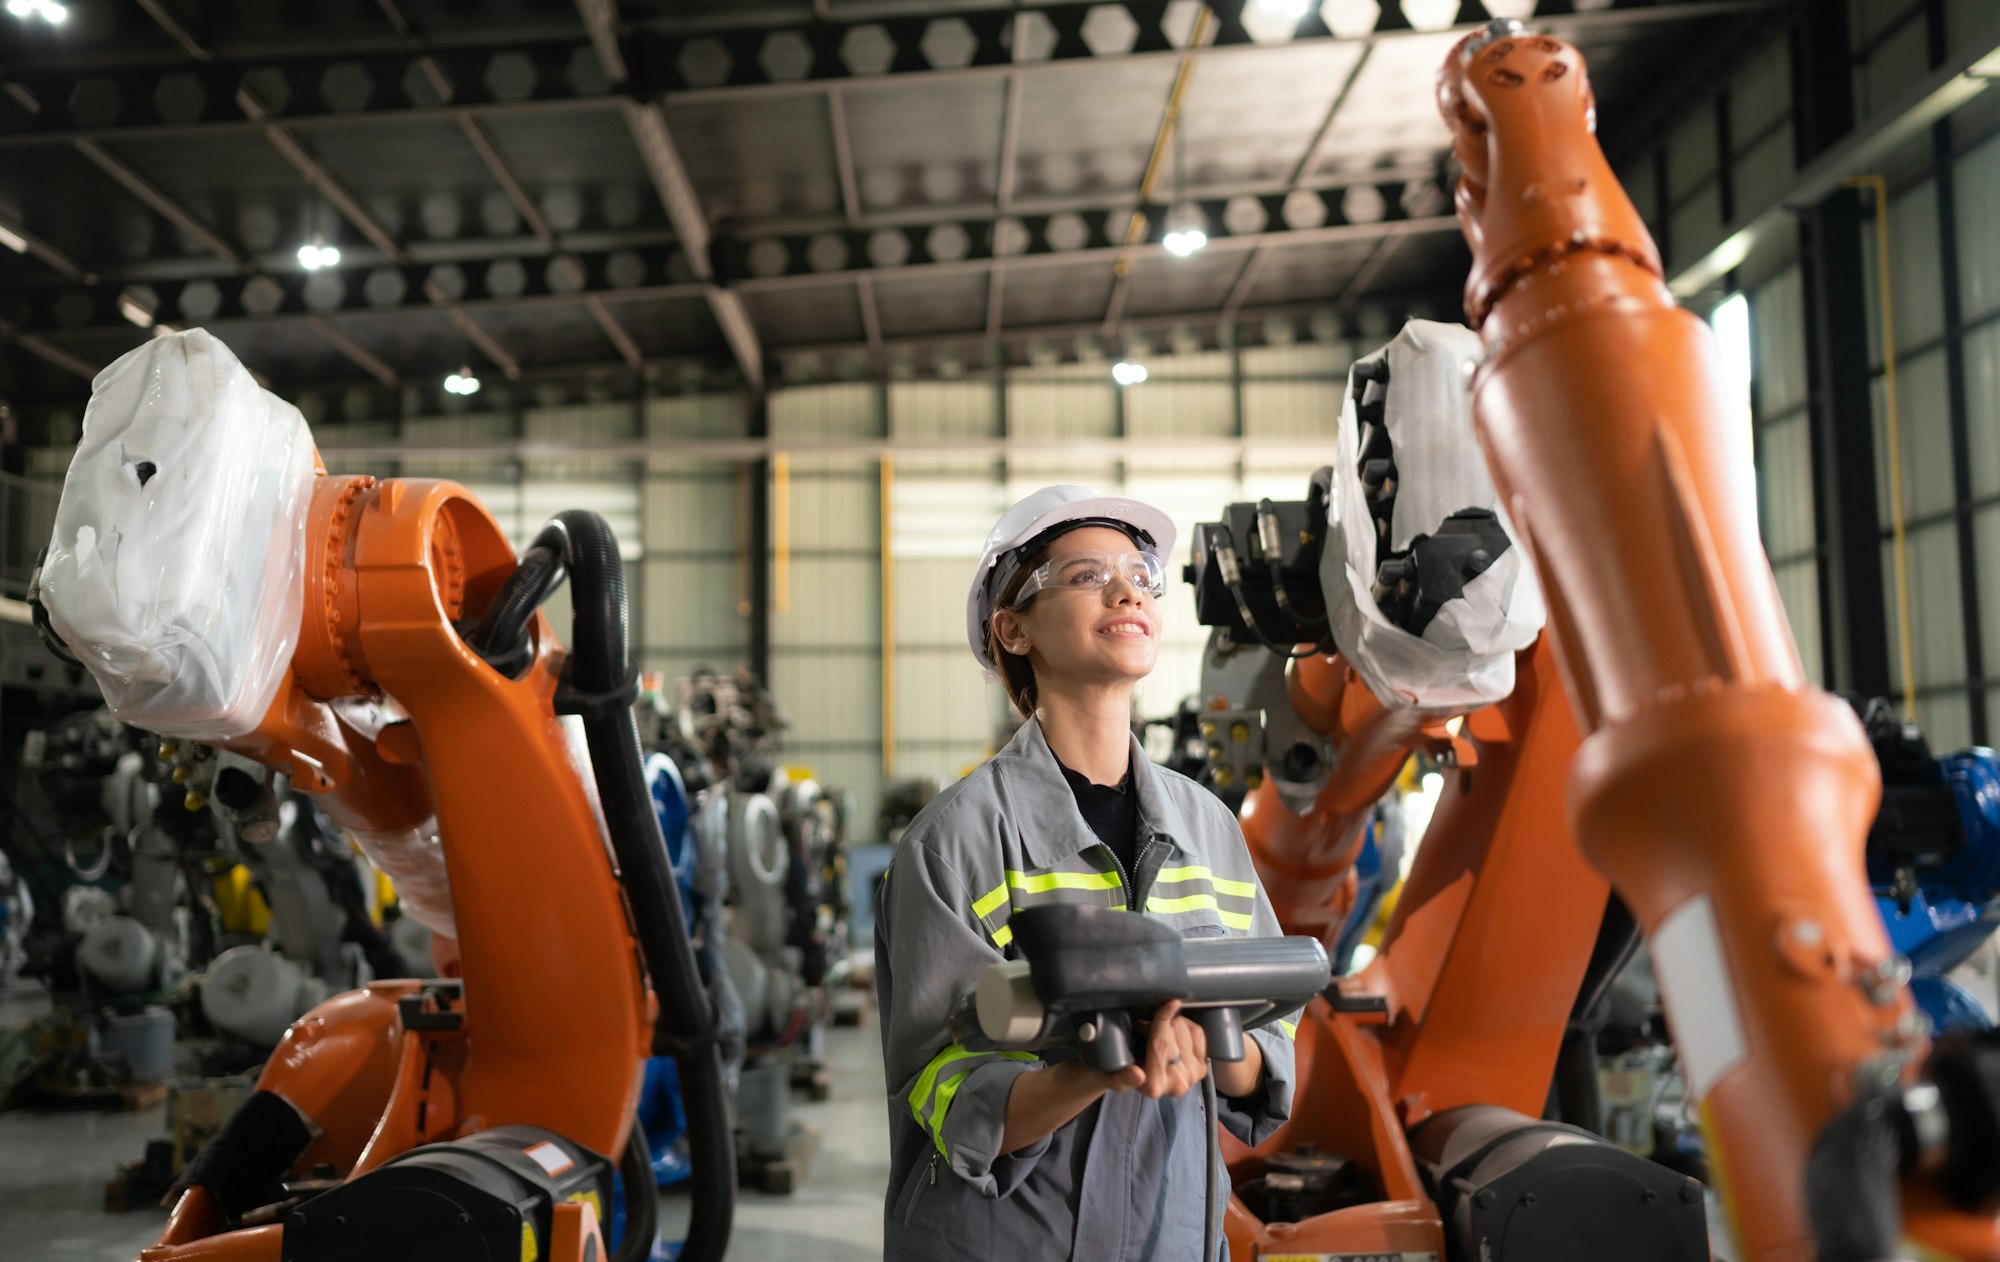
[43,442,734,1260]
[1439,20,1999,1259]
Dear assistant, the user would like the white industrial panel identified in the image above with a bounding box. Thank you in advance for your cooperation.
[1956,137,2000,321]
[1729,37,1791,141]
[1959,320,2000,498]
[403,411,514,481]
[1886,181,1945,354]
[1668,184,1724,272]
[1869,349,1956,523]
[774,557,879,649]
[1243,379,1340,441]
[640,558,747,654]
[1241,344,1347,377]
[647,394,748,439]
[1008,376,1116,441]
[1881,524,1966,691]
[1751,266,1808,416]
[1978,505,2000,684]
[769,650,879,730]
[1854,16,1929,122]
[771,383,882,439]
[1125,381,1234,440]
[896,556,980,644]
[1773,558,1824,686]
[644,475,741,552]
[525,402,633,444]
[524,403,634,479]
[1917,693,1973,758]
[1731,125,1796,226]
[895,647,994,745]
[1619,157,1658,234]
[892,476,1008,560]
[889,381,1000,440]
[787,473,878,552]
[1129,451,1243,480]
[1758,413,1816,558]
[1666,99,1717,200]
[1144,351,1234,381]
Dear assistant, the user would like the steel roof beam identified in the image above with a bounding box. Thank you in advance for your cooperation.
[0,0,1789,146]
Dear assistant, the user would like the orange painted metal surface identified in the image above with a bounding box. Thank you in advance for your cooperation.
[1225,640,1590,1258]
[1437,24,1996,1260]
[137,472,650,1261]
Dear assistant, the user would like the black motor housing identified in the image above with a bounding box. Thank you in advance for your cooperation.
[1409,1105,1708,1262]
[283,1126,613,1262]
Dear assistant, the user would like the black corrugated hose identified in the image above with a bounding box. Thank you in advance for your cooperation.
[472,510,734,1262]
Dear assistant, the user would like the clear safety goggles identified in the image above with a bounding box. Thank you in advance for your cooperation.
[1009,549,1167,605]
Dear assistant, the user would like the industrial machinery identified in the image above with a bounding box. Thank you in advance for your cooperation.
[31,329,732,1262]
[1171,22,2000,1262]
[655,666,840,1191]
[1856,697,2000,1036]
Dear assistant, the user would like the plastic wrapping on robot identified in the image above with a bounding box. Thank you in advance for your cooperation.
[1321,320,1547,710]
[349,820,458,941]
[321,699,460,940]
[38,330,315,741]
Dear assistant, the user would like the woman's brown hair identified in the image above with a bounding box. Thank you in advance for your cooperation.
[986,539,1051,719]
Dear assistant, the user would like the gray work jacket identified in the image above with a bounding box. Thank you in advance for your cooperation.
[875,718,1298,1262]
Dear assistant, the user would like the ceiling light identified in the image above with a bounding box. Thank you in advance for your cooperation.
[1111,361,1148,386]
[443,368,481,396]
[8,0,67,22]
[297,241,340,270]
[1162,228,1208,258]
[1400,0,1461,32]
[0,221,25,254]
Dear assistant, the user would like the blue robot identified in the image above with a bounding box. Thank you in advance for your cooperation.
[1856,697,2000,1035]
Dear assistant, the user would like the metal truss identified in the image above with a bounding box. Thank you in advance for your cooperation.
[0,0,1785,146]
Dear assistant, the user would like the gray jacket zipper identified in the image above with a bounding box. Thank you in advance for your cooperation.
[1114,831,1159,911]
[900,1152,938,1227]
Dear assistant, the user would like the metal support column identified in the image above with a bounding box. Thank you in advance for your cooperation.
[1795,0,1890,697]
[748,394,772,683]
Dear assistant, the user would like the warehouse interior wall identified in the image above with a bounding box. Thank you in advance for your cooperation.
[20,0,2000,833]
[1612,0,2000,751]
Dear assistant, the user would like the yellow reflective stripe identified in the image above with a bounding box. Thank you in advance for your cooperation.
[1153,864,1256,899]
[911,1044,981,1123]
[991,923,1013,948]
[1009,868,1122,894]
[972,882,1010,919]
[918,1048,1038,1160]
[1145,893,1254,930]
[1279,1020,1297,1039]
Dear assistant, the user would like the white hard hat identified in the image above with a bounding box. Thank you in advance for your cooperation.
[965,485,1178,678]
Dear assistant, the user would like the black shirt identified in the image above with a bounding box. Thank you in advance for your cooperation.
[1055,756,1141,882]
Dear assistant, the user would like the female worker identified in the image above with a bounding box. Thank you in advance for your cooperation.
[875,485,1297,1261]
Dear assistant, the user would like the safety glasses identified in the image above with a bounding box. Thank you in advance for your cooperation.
[1010,549,1166,605]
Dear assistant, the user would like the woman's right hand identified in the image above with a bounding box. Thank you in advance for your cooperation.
[1104,1000,1209,1100]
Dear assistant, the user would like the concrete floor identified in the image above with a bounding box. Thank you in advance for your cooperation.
[0,996,891,1262]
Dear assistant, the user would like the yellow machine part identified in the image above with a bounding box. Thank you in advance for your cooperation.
[209,866,271,937]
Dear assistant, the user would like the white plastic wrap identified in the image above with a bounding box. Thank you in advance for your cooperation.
[39,330,315,741]
[1322,320,1546,710]
[327,699,460,940]
[351,820,457,940]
